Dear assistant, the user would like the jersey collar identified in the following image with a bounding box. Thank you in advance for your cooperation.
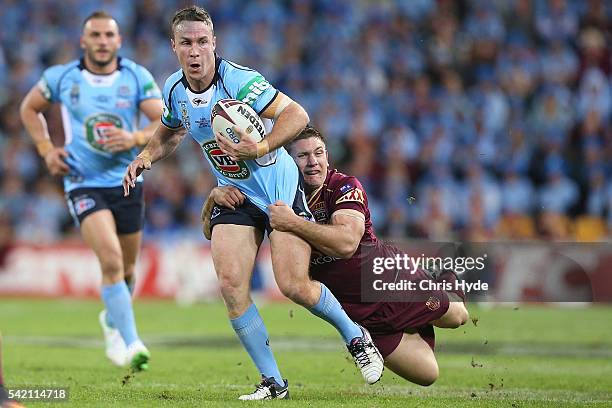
[78,56,122,75]
[180,54,221,94]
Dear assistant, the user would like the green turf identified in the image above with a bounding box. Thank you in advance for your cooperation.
[1,299,611,407]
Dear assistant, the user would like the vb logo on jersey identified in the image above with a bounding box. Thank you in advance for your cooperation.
[84,113,123,151]
[202,140,250,179]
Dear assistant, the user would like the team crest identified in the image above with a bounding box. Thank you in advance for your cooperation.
[84,113,122,151]
[426,296,441,311]
[202,140,250,179]
[335,187,365,205]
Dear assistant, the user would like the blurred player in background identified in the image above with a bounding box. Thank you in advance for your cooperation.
[20,11,162,371]
[205,126,469,386]
[123,6,383,400]
[0,335,25,408]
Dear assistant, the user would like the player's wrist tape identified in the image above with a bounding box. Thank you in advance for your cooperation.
[133,130,146,146]
[256,140,269,158]
[35,140,54,157]
[137,150,153,166]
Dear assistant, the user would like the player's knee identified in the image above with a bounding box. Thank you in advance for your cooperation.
[277,280,311,306]
[99,252,123,280]
[415,364,439,386]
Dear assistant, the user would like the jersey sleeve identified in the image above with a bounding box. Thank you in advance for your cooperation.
[37,65,66,103]
[161,75,182,129]
[135,66,162,102]
[225,64,278,114]
[328,176,369,217]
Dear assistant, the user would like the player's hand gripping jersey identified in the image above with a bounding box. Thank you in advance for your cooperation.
[161,56,300,213]
[38,57,161,191]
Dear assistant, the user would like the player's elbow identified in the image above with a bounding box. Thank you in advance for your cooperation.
[288,101,309,129]
[336,241,359,259]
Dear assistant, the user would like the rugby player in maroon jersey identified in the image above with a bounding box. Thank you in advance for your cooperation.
[203,126,469,386]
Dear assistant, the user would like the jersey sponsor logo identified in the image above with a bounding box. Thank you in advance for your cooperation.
[116,99,132,109]
[94,94,111,103]
[340,184,353,194]
[37,77,52,100]
[162,104,172,123]
[202,140,250,179]
[179,101,191,130]
[335,188,365,206]
[84,113,122,151]
[426,296,441,311]
[74,197,96,215]
[117,85,131,97]
[196,117,211,128]
[70,83,80,105]
[310,252,341,266]
[311,201,327,223]
[143,81,160,98]
[236,75,271,106]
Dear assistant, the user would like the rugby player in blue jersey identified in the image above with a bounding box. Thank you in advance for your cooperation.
[20,11,162,371]
[122,6,383,400]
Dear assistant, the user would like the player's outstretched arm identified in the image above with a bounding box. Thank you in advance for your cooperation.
[122,123,186,196]
[268,202,365,259]
[19,86,70,176]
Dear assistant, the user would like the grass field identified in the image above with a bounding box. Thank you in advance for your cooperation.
[1,299,611,407]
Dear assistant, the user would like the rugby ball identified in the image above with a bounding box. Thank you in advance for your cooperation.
[211,99,265,143]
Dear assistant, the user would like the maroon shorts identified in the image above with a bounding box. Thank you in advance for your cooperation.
[343,291,450,358]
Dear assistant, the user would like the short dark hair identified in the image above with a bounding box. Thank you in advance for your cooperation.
[287,125,327,153]
[171,6,214,37]
[82,11,115,29]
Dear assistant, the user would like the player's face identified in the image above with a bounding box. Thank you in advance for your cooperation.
[172,21,216,88]
[290,137,329,192]
[81,18,121,68]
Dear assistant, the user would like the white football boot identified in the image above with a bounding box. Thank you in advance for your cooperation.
[126,339,150,372]
[98,310,127,367]
[238,376,289,400]
[347,325,384,384]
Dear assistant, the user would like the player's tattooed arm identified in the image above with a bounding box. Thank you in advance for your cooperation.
[268,202,365,259]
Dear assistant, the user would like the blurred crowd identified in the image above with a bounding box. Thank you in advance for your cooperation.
[0,0,611,245]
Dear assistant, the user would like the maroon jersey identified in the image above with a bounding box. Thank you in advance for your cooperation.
[308,170,449,357]
[308,169,390,304]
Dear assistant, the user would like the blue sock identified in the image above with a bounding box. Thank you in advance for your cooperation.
[231,304,283,386]
[106,276,135,328]
[101,281,140,347]
[309,283,362,344]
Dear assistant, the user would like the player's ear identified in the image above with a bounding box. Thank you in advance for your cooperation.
[80,36,85,50]
[212,35,216,51]
[117,34,122,50]
[170,38,176,53]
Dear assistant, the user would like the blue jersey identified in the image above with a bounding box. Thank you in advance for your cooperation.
[161,56,300,214]
[38,57,161,192]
